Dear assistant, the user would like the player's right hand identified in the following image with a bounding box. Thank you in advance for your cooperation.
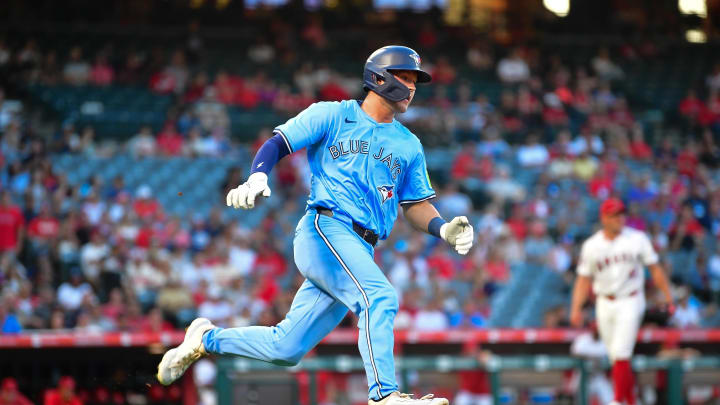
[226,172,272,209]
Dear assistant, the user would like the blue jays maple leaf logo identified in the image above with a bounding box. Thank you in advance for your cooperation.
[377,185,394,203]
[410,54,421,67]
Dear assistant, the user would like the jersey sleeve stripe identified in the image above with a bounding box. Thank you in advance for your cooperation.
[399,193,436,205]
[273,129,293,153]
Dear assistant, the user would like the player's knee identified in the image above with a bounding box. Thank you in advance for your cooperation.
[272,341,305,366]
[370,287,399,316]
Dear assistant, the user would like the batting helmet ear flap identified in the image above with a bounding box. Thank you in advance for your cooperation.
[363,68,411,102]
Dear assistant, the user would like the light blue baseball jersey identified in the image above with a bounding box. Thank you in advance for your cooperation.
[274,100,435,240]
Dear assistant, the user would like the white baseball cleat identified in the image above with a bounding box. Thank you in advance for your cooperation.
[157,317,215,385]
[369,392,449,405]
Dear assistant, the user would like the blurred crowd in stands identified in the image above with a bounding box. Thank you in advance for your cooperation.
[2,27,720,340]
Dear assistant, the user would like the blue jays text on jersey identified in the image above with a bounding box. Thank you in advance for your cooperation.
[274,99,435,240]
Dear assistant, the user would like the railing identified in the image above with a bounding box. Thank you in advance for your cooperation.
[215,355,720,405]
[2,328,720,348]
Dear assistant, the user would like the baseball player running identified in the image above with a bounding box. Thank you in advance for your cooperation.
[157,46,474,405]
[570,198,674,405]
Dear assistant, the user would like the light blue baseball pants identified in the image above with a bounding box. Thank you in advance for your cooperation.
[203,208,399,400]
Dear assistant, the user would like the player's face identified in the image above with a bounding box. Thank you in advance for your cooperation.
[601,213,626,234]
[376,70,417,114]
[391,70,418,112]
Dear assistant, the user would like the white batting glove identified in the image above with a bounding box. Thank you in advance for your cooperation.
[440,216,474,255]
[226,172,272,209]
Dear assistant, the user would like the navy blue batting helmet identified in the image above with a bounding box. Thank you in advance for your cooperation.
[363,46,431,102]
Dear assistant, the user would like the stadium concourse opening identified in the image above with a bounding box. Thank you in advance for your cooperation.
[2,0,720,404]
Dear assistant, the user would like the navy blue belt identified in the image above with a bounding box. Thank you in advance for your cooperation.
[316,207,379,247]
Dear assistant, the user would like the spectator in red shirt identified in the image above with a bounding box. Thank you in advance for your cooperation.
[235,78,261,109]
[213,70,243,105]
[27,204,59,274]
[572,82,592,115]
[0,191,25,255]
[101,288,126,321]
[426,244,455,280]
[140,307,174,333]
[134,217,155,249]
[609,97,634,128]
[678,89,705,120]
[255,275,280,306]
[253,243,287,278]
[431,56,457,85]
[505,205,528,240]
[542,93,569,127]
[183,72,209,103]
[698,92,720,128]
[451,145,484,180]
[588,173,614,199]
[484,248,509,283]
[44,376,82,405]
[669,205,705,251]
[676,141,699,179]
[301,15,327,49]
[455,347,493,404]
[28,204,60,242]
[0,378,32,405]
[318,76,350,102]
[625,202,648,231]
[274,158,299,190]
[155,123,184,156]
[417,22,438,49]
[149,70,176,95]
[89,53,114,86]
[629,125,652,160]
[132,185,161,220]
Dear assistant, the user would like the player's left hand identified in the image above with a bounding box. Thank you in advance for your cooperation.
[440,216,474,255]
[226,172,272,209]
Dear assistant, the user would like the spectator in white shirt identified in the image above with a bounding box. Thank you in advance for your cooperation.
[671,287,701,328]
[486,165,526,203]
[591,48,623,81]
[0,40,10,66]
[81,192,106,226]
[708,246,720,290]
[57,270,93,311]
[198,285,233,327]
[80,231,109,282]
[497,48,530,84]
[228,234,257,278]
[569,131,604,156]
[129,126,157,157]
[548,236,573,273]
[414,298,448,331]
[63,46,91,86]
[476,204,504,239]
[707,63,720,92]
[436,182,473,219]
[517,134,549,167]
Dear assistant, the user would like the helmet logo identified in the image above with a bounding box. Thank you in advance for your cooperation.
[410,54,421,67]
